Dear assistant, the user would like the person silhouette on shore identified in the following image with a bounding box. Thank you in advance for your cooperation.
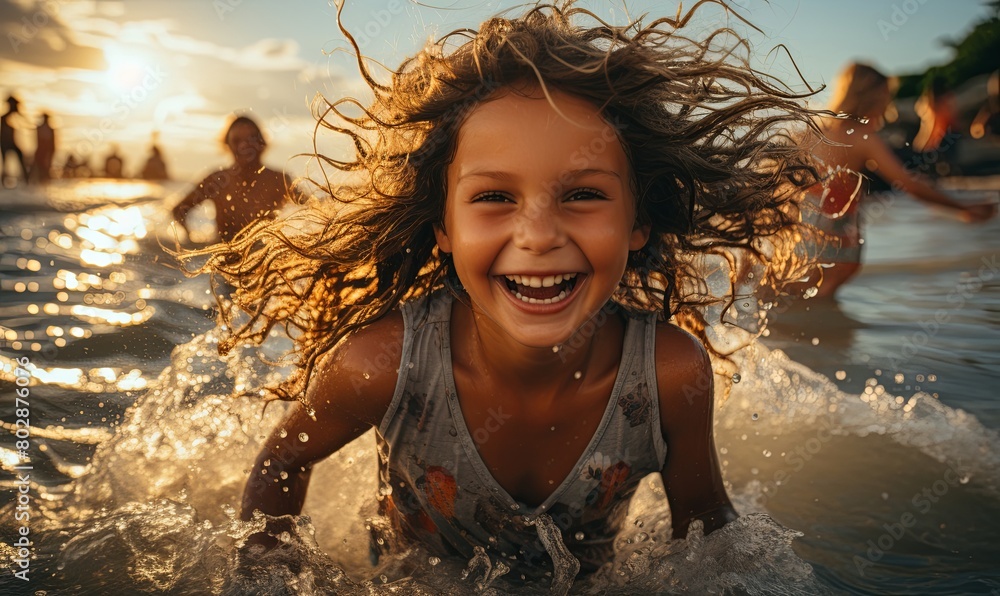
[172,115,292,243]
[104,146,124,179]
[1,95,29,187]
[32,112,55,184]
[141,143,169,180]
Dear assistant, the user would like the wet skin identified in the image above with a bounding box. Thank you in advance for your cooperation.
[241,87,735,545]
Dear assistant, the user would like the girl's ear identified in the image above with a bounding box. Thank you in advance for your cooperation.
[434,224,453,253]
[629,223,651,251]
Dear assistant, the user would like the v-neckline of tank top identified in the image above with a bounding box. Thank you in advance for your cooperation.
[439,293,637,516]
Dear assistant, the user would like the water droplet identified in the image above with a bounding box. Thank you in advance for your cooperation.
[835,370,847,380]
[278,429,287,438]
[363,372,370,379]
[552,345,560,353]
[751,413,759,421]
[811,337,819,346]
[263,459,271,467]
[550,426,556,431]
[928,374,937,382]
[379,574,388,583]
[573,371,582,379]
[762,449,772,457]
[846,128,855,134]
[279,471,288,480]
[862,134,869,139]
[298,433,309,442]
[731,373,741,383]
[407,361,414,369]
[428,556,441,566]
[574,532,585,541]
[803,287,819,298]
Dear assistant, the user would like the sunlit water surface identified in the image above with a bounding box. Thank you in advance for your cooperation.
[1,179,998,594]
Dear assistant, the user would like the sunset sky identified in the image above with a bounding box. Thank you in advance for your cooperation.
[1,0,994,181]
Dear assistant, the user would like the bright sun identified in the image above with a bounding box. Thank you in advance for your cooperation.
[104,46,148,94]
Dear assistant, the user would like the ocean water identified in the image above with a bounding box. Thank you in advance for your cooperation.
[0,178,998,595]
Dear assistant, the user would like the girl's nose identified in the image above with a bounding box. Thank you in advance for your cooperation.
[512,199,567,254]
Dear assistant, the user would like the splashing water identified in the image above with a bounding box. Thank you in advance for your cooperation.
[2,179,999,594]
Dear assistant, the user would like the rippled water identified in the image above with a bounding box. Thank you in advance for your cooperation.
[1,179,998,594]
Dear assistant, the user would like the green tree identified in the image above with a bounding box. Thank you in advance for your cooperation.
[896,2,1000,97]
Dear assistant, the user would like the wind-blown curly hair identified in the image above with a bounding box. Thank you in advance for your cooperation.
[191,0,825,402]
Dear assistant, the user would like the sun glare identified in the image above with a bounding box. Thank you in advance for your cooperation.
[104,46,148,94]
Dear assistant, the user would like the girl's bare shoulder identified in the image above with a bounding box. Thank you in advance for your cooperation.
[651,321,714,422]
[309,310,405,427]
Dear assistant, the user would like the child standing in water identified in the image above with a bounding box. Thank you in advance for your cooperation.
[172,115,291,244]
[219,2,821,587]
[804,63,996,297]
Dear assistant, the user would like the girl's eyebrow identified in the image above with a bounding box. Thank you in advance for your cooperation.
[457,168,622,183]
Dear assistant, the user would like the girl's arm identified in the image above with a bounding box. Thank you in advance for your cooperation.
[863,136,996,223]
[655,324,737,539]
[171,180,209,237]
[240,311,404,522]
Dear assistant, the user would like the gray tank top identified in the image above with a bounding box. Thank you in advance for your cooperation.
[374,290,667,581]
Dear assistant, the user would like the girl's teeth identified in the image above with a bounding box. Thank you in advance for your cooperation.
[513,290,569,304]
[504,273,576,288]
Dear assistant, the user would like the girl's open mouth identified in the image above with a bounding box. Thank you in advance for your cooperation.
[501,273,580,305]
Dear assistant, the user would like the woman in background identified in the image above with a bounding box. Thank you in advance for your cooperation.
[806,63,995,297]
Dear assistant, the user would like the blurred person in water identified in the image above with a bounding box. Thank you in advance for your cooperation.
[141,141,170,180]
[913,75,958,154]
[104,146,124,179]
[172,115,292,244]
[32,112,56,184]
[802,62,996,298]
[1,95,29,187]
[192,2,843,589]
[970,70,999,140]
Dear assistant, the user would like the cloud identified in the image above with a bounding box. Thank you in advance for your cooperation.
[0,0,350,179]
[0,0,106,69]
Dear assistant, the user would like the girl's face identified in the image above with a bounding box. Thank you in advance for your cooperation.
[436,87,649,349]
[226,122,265,168]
